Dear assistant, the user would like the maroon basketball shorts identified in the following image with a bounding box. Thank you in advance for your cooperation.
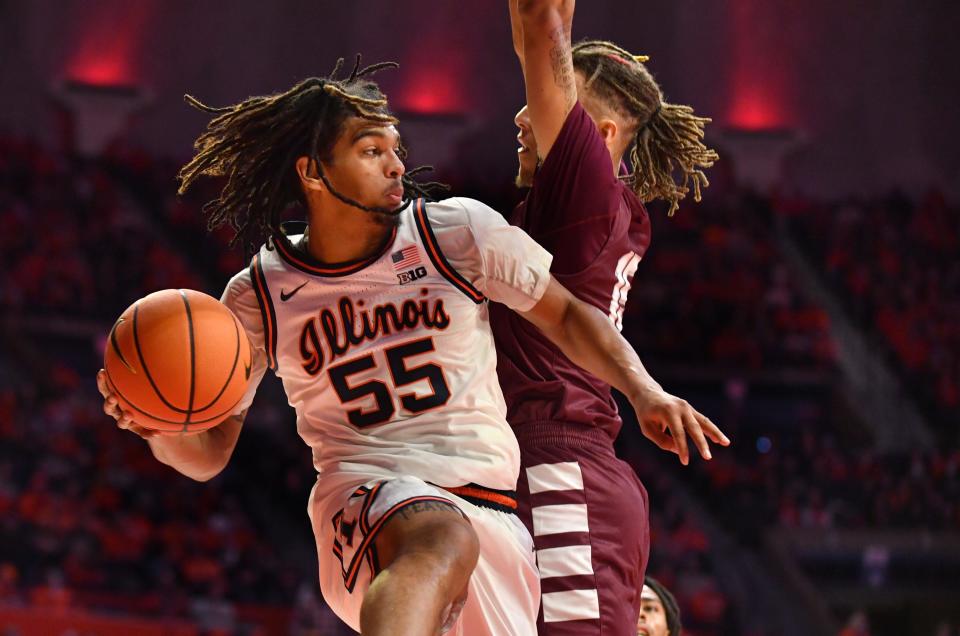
[515,423,650,636]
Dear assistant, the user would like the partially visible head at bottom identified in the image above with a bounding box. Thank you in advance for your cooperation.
[637,577,682,636]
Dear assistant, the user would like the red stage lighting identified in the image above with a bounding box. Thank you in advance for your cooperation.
[62,0,156,87]
[728,86,787,131]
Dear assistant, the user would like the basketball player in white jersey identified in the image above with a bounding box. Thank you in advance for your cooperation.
[97,61,718,636]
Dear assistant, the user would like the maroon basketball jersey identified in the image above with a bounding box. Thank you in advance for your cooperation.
[490,102,651,440]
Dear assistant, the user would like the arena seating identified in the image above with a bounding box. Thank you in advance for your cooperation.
[783,190,960,438]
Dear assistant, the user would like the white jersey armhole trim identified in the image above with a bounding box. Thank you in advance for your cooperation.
[249,252,279,372]
[413,198,486,304]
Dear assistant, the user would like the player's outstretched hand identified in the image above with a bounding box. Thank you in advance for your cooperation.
[629,387,730,465]
[96,369,158,439]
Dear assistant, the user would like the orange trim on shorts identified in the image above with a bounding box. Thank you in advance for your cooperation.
[444,485,518,511]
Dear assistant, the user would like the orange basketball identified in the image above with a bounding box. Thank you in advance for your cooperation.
[103,289,253,434]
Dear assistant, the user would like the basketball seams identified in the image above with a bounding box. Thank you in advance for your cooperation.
[108,317,135,373]
[104,363,245,427]
[180,290,197,431]
[192,308,244,413]
[132,302,189,414]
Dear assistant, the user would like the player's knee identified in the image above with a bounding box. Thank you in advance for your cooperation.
[388,516,478,586]
[412,516,480,576]
[444,517,480,570]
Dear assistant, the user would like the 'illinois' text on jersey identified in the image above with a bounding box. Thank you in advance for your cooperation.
[299,292,451,375]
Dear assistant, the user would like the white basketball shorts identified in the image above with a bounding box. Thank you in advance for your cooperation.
[308,475,539,635]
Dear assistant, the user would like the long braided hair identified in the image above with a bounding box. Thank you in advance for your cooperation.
[572,40,718,215]
[177,56,447,250]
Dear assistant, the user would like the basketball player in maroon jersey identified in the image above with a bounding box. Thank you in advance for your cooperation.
[490,1,725,633]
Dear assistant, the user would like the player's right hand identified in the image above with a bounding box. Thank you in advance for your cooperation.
[97,369,158,439]
[629,386,730,465]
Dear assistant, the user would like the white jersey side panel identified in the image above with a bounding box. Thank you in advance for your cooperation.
[222,198,552,498]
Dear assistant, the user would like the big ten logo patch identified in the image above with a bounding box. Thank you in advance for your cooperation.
[397,266,427,285]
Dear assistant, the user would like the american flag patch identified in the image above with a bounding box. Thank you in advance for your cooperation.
[390,245,421,270]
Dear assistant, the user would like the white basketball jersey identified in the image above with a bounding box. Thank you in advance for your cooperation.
[221,197,553,497]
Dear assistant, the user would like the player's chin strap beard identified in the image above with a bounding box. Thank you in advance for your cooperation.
[314,164,449,217]
[315,169,407,216]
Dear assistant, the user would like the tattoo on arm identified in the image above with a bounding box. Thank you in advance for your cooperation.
[548,26,576,109]
[397,499,462,520]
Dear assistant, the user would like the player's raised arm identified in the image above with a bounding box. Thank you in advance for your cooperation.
[519,278,730,465]
[513,0,576,158]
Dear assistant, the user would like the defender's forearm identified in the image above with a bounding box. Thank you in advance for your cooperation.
[543,299,662,401]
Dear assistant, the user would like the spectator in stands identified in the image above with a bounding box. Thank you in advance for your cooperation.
[637,577,682,636]
[788,190,959,435]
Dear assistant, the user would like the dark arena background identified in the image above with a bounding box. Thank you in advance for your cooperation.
[1,1,959,635]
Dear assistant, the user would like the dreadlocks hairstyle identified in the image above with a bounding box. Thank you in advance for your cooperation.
[571,40,718,216]
[177,55,448,250]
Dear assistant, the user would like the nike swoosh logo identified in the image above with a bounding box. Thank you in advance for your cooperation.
[280,281,308,302]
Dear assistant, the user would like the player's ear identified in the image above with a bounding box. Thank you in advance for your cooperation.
[296,156,324,192]
[596,118,619,146]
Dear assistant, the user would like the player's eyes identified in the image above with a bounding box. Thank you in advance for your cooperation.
[362,146,400,157]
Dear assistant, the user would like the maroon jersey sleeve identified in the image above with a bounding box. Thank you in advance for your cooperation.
[523,102,621,275]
